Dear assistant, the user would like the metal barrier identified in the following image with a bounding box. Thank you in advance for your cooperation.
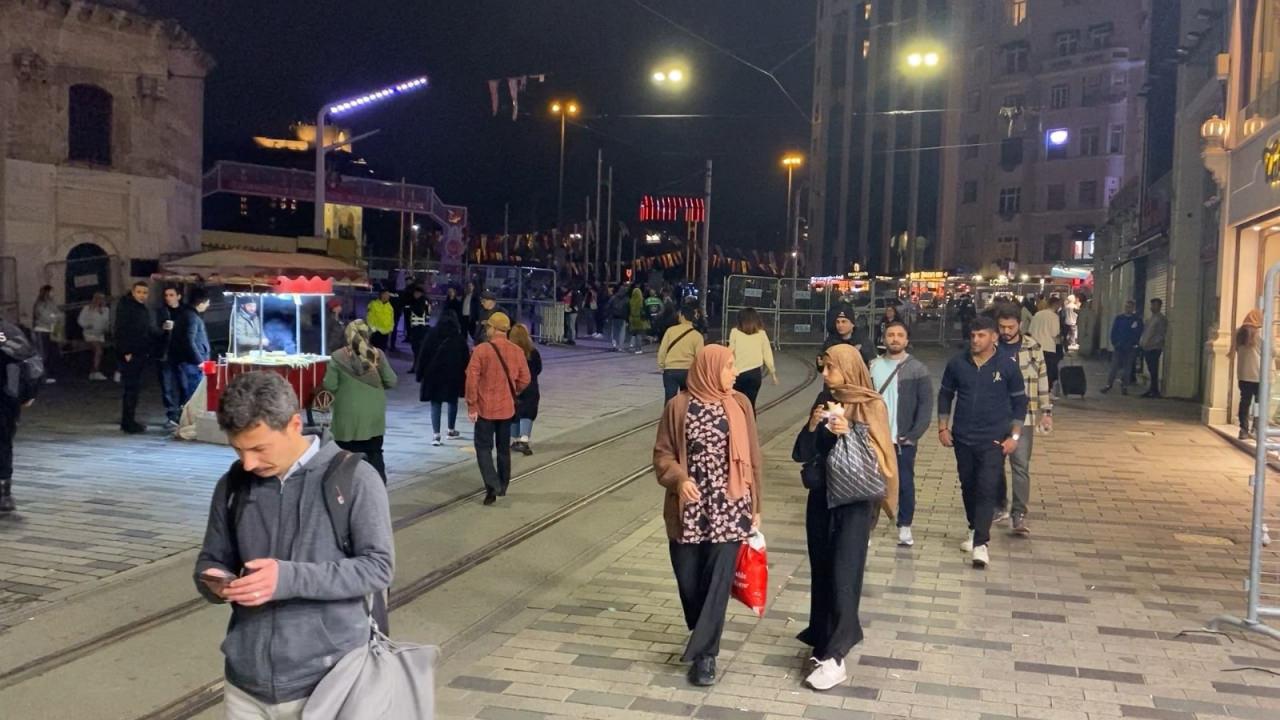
[776,277,826,347]
[721,275,781,345]
[1209,260,1280,642]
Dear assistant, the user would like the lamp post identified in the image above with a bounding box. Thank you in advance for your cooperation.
[550,100,579,236]
[781,154,803,276]
[899,45,944,273]
[313,75,429,239]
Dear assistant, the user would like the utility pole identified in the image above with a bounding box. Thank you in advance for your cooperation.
[606,166,614,282]
[700,159,712,310]
[503,202,510,261]
[594,150,603,283]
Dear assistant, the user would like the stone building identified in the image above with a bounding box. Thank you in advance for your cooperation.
[0,0,211,328]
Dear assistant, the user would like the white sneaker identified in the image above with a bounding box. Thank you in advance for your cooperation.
[44,377,56,385]
[898,526,914,546]
[960,531,974,553]
[993,509,1010,525]
[972,544,990,568]
[804,657,847,691]
[113,371,121,383]
[432,435,442,446]
[89,372,107,381]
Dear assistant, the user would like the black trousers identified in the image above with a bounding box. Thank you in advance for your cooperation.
[669,540,740,662]
[734,367,763,410]
[663,369,689,403]
[1240,381,1261,431]
[369,332,389,351]
[800,492,875,662]
[0,403,17,481]
[119,353,148,427]
[1043,350,1060,390]
[954,441,1003,547]
[1144,349,1162,394]
[474,417,513,495]
[337,436,386,483]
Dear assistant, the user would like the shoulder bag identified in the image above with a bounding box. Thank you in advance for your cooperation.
[487,341,519,402]
[824,423,885,509]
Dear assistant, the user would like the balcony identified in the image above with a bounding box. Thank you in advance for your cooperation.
[1040,47,1130,75]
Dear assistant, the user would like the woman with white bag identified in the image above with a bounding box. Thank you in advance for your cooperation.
[791,344,897,691]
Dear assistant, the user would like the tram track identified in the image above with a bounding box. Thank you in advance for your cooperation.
[1,353,815,719]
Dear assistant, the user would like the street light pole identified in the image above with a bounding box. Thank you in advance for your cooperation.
[557,109,567,235]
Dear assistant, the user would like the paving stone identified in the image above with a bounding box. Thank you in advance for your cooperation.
[450,676,515,694]
[564,689,633,709]
[630,697,696,716]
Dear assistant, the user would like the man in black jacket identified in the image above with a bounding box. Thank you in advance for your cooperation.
[156,286,184,428]
[115,281,162,434]
[171,288,212,412]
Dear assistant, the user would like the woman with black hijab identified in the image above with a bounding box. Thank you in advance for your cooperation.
[416,310,471,445]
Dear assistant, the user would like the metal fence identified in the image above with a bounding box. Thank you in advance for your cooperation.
[1209,261,1280,642]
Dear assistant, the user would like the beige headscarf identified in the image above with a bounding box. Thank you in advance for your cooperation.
[821,344,899,517]
[1244,309,1263,328]
[686,345,753,501]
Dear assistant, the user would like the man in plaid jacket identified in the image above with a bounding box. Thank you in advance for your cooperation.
[994,305,1053,535]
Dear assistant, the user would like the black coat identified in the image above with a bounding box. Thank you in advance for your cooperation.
[170,305,211,364]
[415,326,470,402]
[515,349,542,421]
[114,295,158,356]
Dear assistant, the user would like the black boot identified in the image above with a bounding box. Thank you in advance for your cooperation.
[0,479,14,514]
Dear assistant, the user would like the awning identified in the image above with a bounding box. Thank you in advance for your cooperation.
[1110,232,1168,271]
[1050,265,1093,280]
[159,250,367,284]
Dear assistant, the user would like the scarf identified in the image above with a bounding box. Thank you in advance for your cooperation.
[1244,309,1263,328]
[332,347,384,389]
[685,345,753,501]
[821,344,898,492]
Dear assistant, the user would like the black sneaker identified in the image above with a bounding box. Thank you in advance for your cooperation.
[483,492,496,506]
[447,430,461,438]
[519,442,533,457]
[121,422,147,434]
[1012,514,1031,536]
[688,656,716,686]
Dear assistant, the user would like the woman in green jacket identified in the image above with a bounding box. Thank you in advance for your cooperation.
[323,319,397,482]
[628,286,649,354]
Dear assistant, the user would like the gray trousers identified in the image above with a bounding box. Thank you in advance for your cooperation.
[997,427,1034,517]
[224,683,305,719]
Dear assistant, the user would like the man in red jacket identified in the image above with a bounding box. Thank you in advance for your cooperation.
[465,312,531,505]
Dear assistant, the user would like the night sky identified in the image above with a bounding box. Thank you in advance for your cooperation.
[148,1,815,250]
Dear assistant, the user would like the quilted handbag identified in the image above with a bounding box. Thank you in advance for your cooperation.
[824,423,885,508]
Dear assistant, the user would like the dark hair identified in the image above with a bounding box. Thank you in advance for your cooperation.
[437,309,461,336]
[736,307,763,334]
[970,316,998,334]
[132,280,148,290]
[884,320,909,336]
[1236,324,1254,349]
[1048,295,1062,308]
[187,288,209,306]
[1150,298,1163,308]
[217,372,299,434]
[163,284,181,295]
[994,304,1021,323]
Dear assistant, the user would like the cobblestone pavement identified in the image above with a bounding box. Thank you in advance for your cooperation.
[435,354,1280,720]
[0,337,666,623]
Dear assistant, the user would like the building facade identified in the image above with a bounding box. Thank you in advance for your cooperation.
[807,0,953,277]
[1201,0,1280,425]
[947,0,1149,277]
[0,0,211,327]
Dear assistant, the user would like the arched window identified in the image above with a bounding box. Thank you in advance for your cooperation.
[68,84,112,165]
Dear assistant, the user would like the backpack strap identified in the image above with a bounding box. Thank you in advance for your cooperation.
[320,450,365,555]
[222,461,254,573]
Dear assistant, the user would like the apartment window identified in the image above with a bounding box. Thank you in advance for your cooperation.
[998,187,1022,216]
[960,225,977,250]
[962,180,979,204]
[68,84,113,166]
[1055,30,1080,57]
[1043,234,1064,262]
[1002,42,1028,74]
[996,235,1020,260]
[1108,124,1125,154]
[1081,126,1101,156]
[965,134,981,159]
[1073,237,1095,259]
[863,2,872,20]
[1110,70,1127,99]
[1078,180,1099,208]
[1082,73,1102,105]
[862,39,871,58]
[1000,137,1024,169]
[1047,184,1066,210]
[1089,22,1113,49]
[1003,93,1026,109]
[966,90,982,113]
[1006,0,1027,26]
[1046,128,1069,160]
[1050,83,1070,109]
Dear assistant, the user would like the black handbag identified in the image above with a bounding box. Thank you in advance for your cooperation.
[800,457,826,491]
[824,423,885,508]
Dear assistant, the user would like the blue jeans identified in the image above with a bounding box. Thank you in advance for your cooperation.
[611,318,627,348]
[179,363,204,405]
[158,361,185,422]
[896,443,917,527]
[663,369,689,403]
[1107,346,1137,388]
[510,418,534,440]
[430,400,458,435]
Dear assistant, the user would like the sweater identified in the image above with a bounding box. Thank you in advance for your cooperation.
[1028,308,1061,354]
[653,391,762,540]
[193,439,393,704]
[1110,313,1144,350]
[728,328,775,376]
[657,321,704,370]
[464,337,531,420]
[322,349,397,441]
[869,354,933,444]
[1140,311,1167,351]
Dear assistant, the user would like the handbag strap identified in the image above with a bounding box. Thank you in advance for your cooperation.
[876,356,906,395]
[487,341,519,401]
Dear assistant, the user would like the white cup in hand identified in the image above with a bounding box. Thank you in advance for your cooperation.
[163,320,174,330]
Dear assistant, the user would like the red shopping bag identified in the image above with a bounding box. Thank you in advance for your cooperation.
[732,532,768,617]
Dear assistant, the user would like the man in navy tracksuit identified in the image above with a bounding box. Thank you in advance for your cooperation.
[937,316,1028,569]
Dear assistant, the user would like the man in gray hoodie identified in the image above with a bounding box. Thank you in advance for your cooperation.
[194,371,393,718]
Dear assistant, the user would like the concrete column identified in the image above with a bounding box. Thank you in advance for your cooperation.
[1203,225,1258,424]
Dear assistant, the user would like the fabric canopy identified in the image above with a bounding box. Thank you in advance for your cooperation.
[159,250,367,283]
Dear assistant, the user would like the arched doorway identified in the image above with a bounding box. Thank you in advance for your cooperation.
[63,243,110,341]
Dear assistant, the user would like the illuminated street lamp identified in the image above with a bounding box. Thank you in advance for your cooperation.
[781,154,804,276]
[314,75,429,238]
[901,44,945,74]
[551,99,580,234]
[651,65,689,89]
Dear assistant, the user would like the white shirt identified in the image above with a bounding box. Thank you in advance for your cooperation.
[281,436,321,483]
[1029,308,1061,354]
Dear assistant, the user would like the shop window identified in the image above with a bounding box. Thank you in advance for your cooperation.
[1047,184,1066,210]
[1056,30,1080,57]
[998,187,1022,216]
[68,84,112,165]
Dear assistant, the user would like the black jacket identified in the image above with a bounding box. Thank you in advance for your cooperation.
[115,295,159,356]
[170,305,211,365]
[415,326,470,402]
[515,349,542,421]
[819,328,875,367]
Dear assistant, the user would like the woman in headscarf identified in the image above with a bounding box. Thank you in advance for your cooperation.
[323,319,397,481]
[791,343,897,691]
[653,345,763,688]
[416,310,470,445]
[1233,309,1265,439]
